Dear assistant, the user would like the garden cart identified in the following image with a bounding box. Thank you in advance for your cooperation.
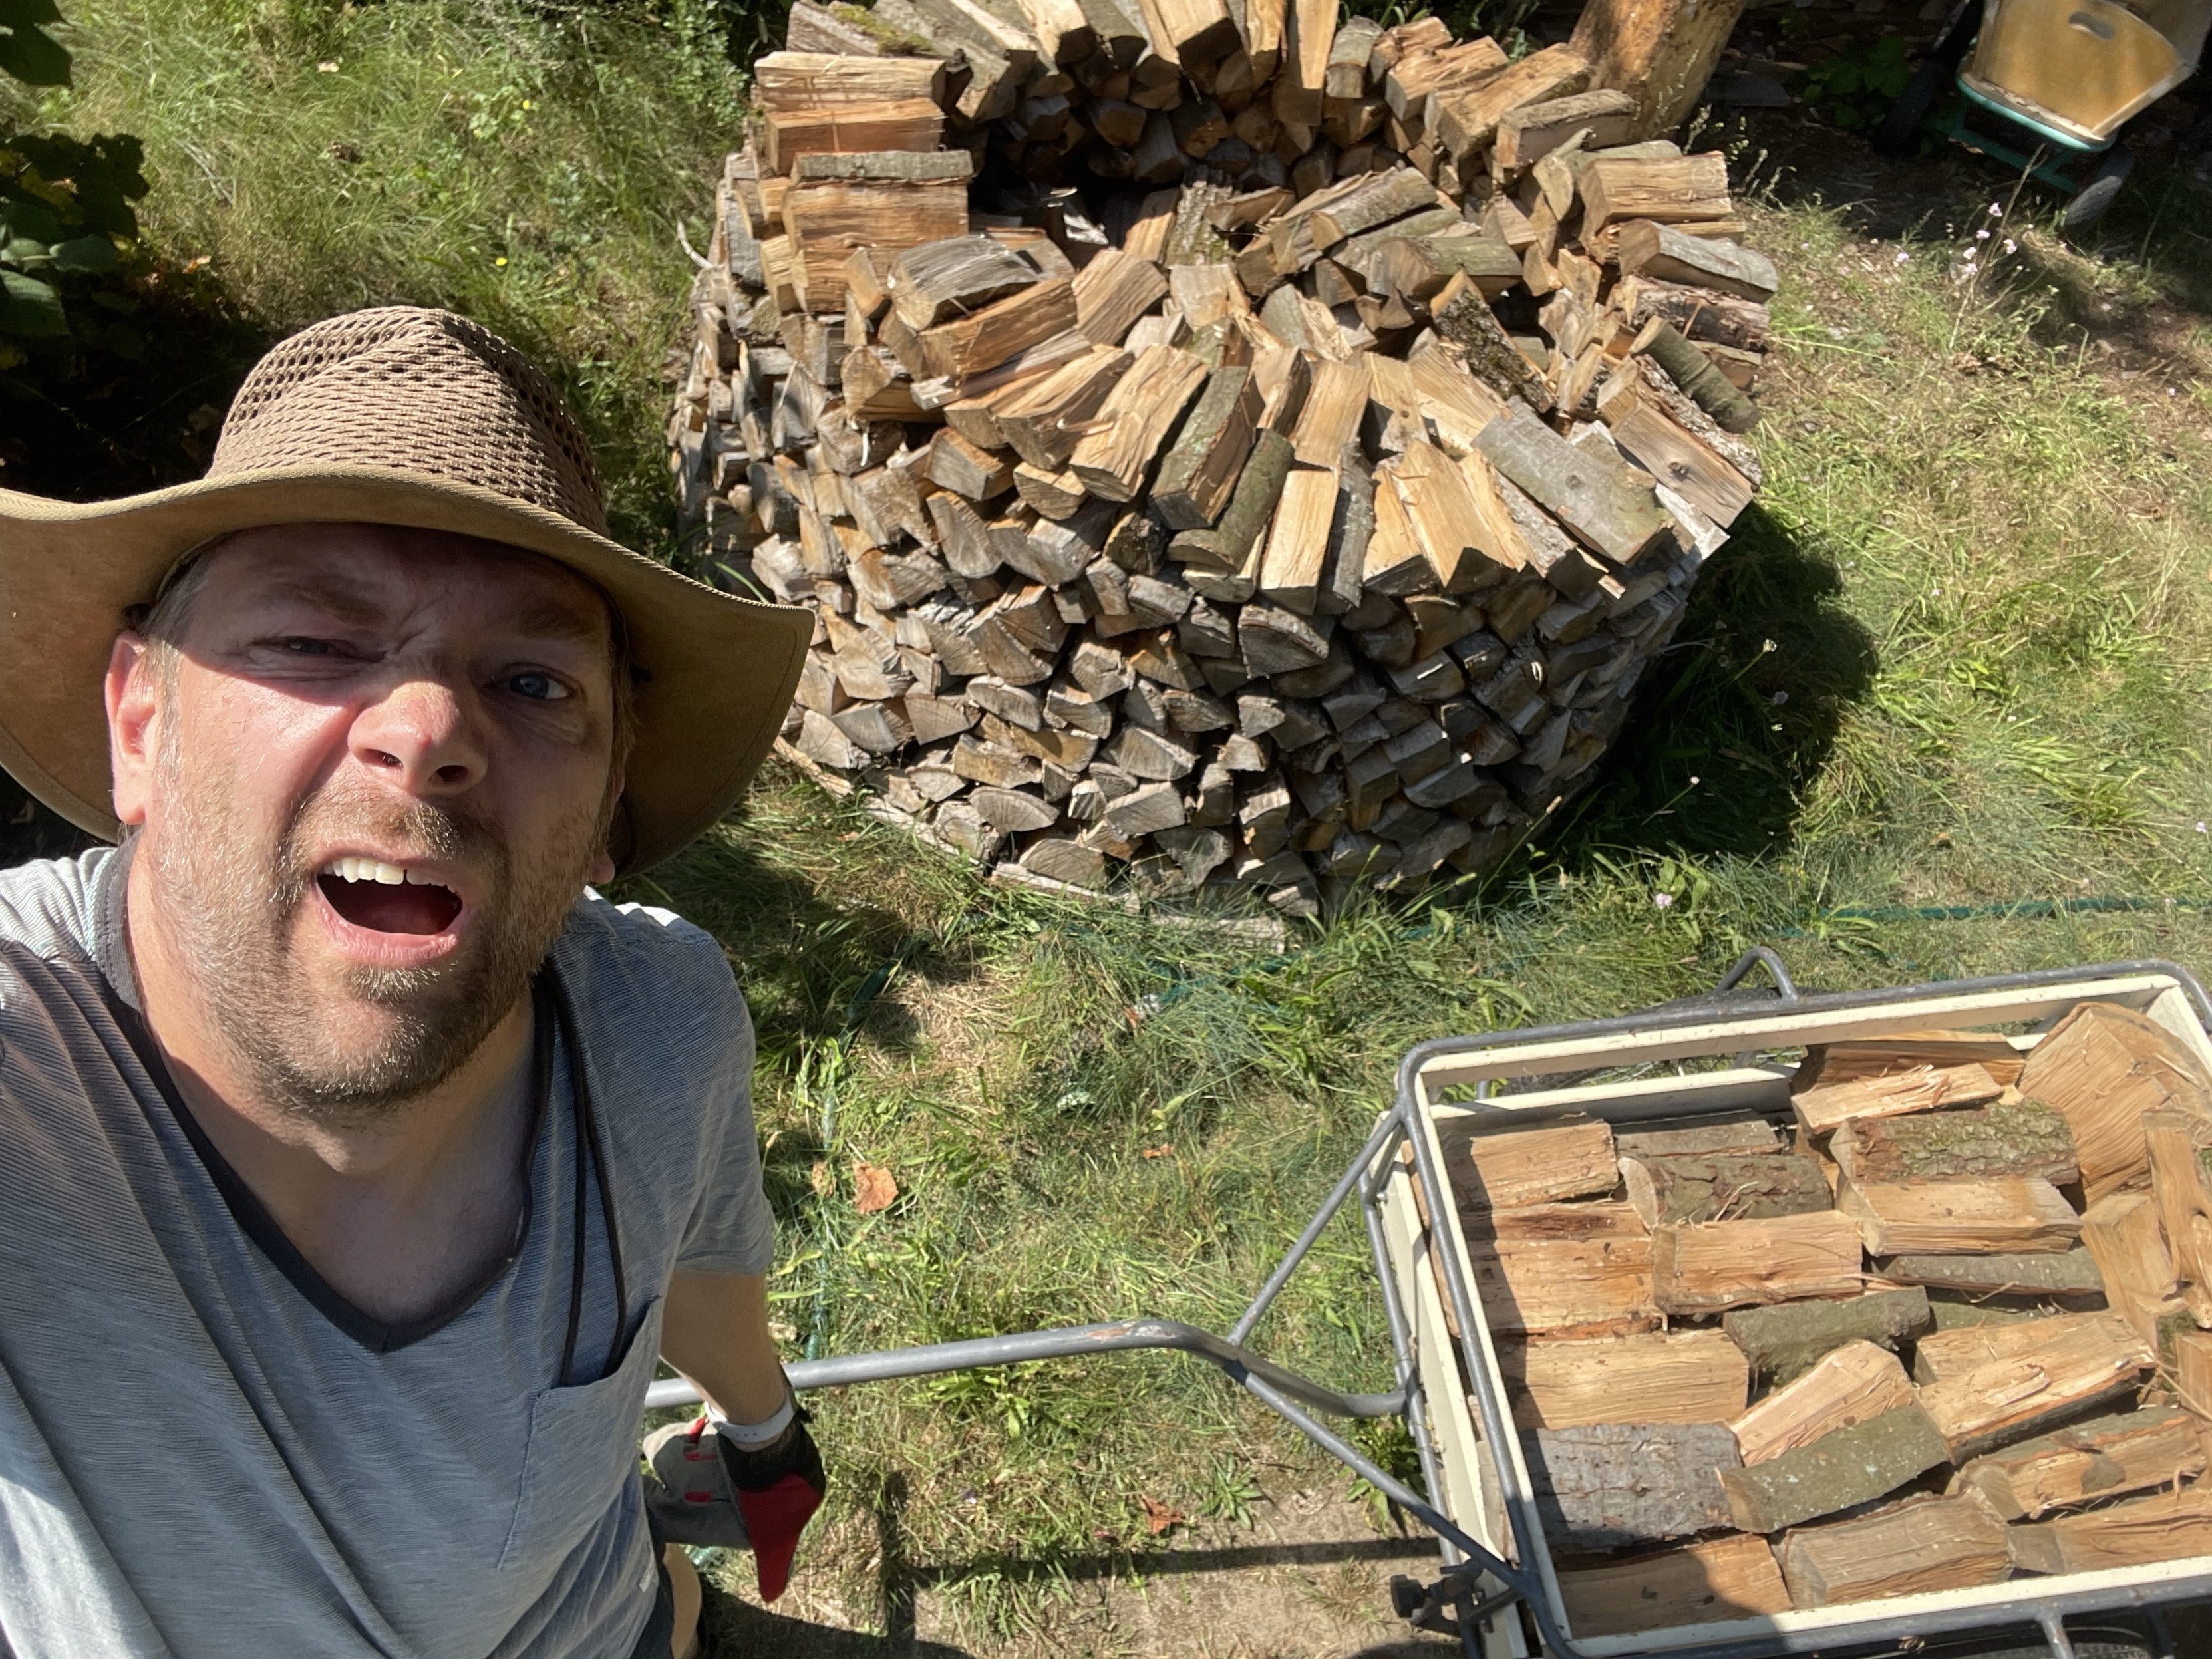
[1872,0,2208,225]
[647,951,2212,1656]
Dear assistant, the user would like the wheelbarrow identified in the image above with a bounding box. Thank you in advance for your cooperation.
[647,950,2212,1656]
[1872,0,2209,226]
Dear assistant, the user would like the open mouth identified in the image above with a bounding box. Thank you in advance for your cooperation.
[317,857,464,936]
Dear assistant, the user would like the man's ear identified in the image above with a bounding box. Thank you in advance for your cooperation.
[589,766,625,887]
[106,632,162,828]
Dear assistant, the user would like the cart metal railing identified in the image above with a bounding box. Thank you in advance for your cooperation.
[643,951,2212,1659]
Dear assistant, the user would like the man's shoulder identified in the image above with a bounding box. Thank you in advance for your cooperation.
[553,890,748,1038]
[0,848,113,966]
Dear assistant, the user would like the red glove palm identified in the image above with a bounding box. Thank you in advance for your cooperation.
[717,1406,826,1604]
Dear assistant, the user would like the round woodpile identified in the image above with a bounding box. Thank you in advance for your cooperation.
[669,0,1779,911]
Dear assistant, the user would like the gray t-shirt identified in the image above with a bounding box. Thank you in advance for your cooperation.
[0,846,774,1658]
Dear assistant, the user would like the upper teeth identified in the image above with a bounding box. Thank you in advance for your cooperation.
[325,857,438,887]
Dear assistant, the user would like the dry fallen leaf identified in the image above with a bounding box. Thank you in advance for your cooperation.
[1142,1143,1173,1159]
[808,1161,834,1198]
[1138,1495,1185,1536]
[853,1161,899,1215]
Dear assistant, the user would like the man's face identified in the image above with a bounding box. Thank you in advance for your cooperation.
[107,523,625,1123]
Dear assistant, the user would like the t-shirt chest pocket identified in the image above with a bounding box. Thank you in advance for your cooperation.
[498,1297,664,1572]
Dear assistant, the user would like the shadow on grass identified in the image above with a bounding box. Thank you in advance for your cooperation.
[1545,500,1881,870]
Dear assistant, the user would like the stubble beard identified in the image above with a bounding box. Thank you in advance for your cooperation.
[145,729,611,1129]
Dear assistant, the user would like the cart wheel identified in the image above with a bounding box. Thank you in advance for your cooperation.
[2062,145,2135,229]
[1873,56,1954,156]
[1388,1573,1426,1620]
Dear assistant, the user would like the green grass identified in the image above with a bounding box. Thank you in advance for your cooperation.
[10,0,748,552]
[17,7,2212,1644]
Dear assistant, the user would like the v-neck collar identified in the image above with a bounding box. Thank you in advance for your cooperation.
[93,849,557,1354]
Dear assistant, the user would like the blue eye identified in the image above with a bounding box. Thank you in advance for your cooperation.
[508,671,570,701]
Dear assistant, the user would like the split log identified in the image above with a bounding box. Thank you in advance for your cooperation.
[1829,1101,2078,1188]
[1839,1177,2082,1257]
[1474,406,1672,567]
[1728,1340,1915,1466]
[1875,1249,2104,1299]
[1152,363,1261,529]
[1499,1328,1748,1429]
[1777,1495,2010,1610]
[1555,1535,1789,1638]
[2175,1328,2212,1419]
[1468,1220,1658,1338]
[1622,1151,1831,1227]
[1958,1406,2206,1519]
[997,346,1135,469]
[1722,1288,1934,1383]
[1524,1421,1740,1550]
[1068,343,1209,501]
[2008,1485,2212,1575]
[1792,1064,2005,1141]
[1917,1314,2155,1458]
[1615,219,1778,301]
[1911,1312,2135,1384]
[1797,1030,2026,1092]
[763,97,946,174]
[888,234,1041,328]
[1254,466,1340,612]
[1444,1115,1617,1210]
[1613,1110,1781,1160]
[1429,43,1591,168]
[2080,1191,2185,1344]
[1577,152,1733,239]
[1492,88,1637,177]
[1718,1404,1951,1534]
[919,275,1079,379]
[2023,1002,2212,1204]
[2146,1106,2212,1326]
[1652,1210,1864,1314]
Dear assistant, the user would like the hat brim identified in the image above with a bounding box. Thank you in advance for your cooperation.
[0,465,812,874]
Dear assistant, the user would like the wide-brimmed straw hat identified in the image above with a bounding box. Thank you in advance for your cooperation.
[0,306,810,873]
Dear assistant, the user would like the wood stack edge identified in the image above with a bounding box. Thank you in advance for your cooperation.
[669,1,1776,908]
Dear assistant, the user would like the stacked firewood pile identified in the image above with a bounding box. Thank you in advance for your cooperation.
[1420,1005,2212,1635]
[671,0,1777,908]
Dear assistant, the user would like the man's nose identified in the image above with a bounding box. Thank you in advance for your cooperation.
[349,677,488,796]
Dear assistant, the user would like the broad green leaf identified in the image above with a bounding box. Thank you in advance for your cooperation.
[0,19,71,86]
[0,197,63,245]
[49,233,114,271]
[0,268,66,336]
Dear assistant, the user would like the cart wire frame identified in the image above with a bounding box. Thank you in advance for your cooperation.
[643,952,2212,1659]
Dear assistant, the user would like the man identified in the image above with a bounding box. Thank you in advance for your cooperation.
[0,307,819,1657]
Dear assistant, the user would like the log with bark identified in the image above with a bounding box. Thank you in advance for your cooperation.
[671,0,1780,908]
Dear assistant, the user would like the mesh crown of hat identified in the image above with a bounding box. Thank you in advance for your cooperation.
[210,307,610,537]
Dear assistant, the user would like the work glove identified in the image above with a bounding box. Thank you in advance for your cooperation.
[718,1404,826,1604]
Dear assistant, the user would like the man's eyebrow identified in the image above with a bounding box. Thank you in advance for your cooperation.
[246,577,388,627]
[504,596,613,652]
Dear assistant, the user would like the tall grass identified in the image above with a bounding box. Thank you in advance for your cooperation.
[12,0,745,550]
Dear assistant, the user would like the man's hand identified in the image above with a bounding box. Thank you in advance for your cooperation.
[657,1271,826,1602]
[718,1407,826,1603]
